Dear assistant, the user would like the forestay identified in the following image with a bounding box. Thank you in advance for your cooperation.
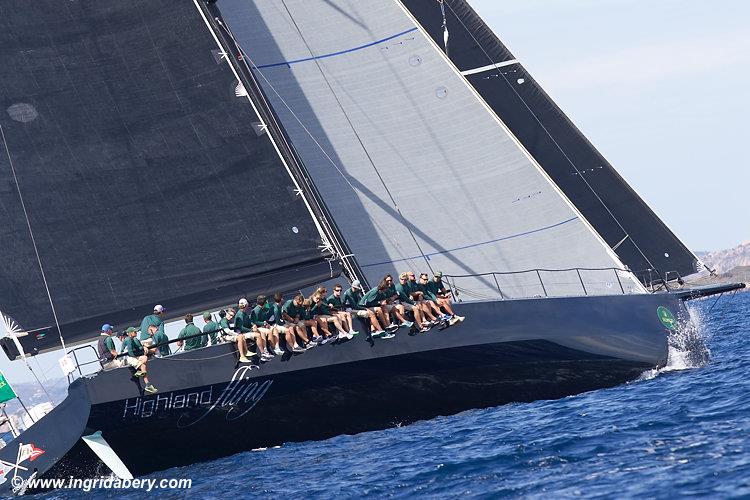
[0,0,333,359]
[216,0,644,299]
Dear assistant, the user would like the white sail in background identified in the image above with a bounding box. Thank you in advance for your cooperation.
[219,0,644,298]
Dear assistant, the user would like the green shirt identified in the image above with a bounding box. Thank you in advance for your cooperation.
[326,294,343,310]
[139,314,164,341]
[103,335,116,352]
[282,300,302,321]
[250,304,273,326]
[178,323,204,351]
[359,287,385,307]
[203,321,219,345]
[418,281,437,301]
[233,309,252,333]
[270,302,284,324]
[394,282,415,304]
[123,337,144,357]
[426,279,447,298]
[152,331,171,356]
[343,288,364,309]
[311,301,332,316]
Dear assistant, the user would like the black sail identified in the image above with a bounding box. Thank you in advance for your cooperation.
[401,0,701,282]
[0,0,335,359]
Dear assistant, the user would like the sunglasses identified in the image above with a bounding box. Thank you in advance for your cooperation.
[334,289,342,292]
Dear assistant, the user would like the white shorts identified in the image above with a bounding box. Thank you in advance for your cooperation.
[351,309,370,318]
[242,332,260,341]
[275,324,288,334]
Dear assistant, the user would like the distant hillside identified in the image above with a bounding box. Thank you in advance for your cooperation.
[700,241,750,274]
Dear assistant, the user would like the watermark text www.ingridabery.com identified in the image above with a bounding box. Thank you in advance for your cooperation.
[11,475,192,493]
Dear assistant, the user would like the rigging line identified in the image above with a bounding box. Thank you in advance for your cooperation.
[233,43,412,270]
[279,0,435,274]
[211,15,363,287]
[440,1,659,275]
[0,125,67,354]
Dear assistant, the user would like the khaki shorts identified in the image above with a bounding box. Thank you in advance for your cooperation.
[317,315,336,323]
[257,327,274,336]
[351,309,370,318]
[242,331,260,341]
[125,356,142,369]
[102,358,125,370]
[274,324,288,334]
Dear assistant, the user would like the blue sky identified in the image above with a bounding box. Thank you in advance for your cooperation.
[472,0,749,252]
[2,1,748,395]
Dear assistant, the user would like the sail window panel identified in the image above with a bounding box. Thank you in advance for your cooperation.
[219,0,640,298]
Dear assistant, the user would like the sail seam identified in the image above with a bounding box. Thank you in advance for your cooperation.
[362,217,579,268]
[256,27,418,69]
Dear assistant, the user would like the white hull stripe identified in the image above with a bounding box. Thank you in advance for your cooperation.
[460,59,519,76]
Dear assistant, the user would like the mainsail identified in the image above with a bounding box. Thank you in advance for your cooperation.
[401,0,702,283]
[214,0,644,299]
[0,0,338,359]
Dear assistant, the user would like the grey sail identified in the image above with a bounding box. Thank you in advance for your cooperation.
[400,0,703,284]
[215,0,644,299]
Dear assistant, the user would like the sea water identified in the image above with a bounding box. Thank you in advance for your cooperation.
[44,293,750,498]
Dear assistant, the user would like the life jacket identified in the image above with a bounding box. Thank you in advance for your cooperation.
[97,335,114,362]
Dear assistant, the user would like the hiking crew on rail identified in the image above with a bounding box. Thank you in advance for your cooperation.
[98,273,465,389]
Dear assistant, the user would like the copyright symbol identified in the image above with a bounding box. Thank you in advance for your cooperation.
[11,476,24,489]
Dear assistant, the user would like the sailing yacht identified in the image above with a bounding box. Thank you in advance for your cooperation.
[0,0,742,493]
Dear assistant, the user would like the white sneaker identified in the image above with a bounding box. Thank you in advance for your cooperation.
[273,347,284,355]
[346,332,354,339]
[349,329,359,336]
[455,315,465,322]
[387,322,398,329]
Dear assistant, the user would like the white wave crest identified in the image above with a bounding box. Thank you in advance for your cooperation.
[638,304,709,381]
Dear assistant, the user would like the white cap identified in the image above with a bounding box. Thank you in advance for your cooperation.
[153,304,165,313]
[238,298,249,308]
[351,280,361,289]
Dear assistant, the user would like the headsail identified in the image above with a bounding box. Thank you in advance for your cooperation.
[401,0,702,283]
[214,0,644,300]
[0,0,337,359]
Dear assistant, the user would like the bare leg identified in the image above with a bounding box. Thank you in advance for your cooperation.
[330,317,347,334]
[317,318,332,337]
[285,328,297,348]
[393,305,408,323]
[439,298,455,316]
[295,325,309,344]
[368,310,382,331]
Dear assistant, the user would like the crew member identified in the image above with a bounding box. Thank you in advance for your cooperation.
[123,327,157,394]
[177,314,204,351]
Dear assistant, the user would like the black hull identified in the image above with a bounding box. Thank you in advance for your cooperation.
[0,293,684,493]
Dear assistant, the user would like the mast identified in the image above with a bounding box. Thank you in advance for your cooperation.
[195,0,368,289]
